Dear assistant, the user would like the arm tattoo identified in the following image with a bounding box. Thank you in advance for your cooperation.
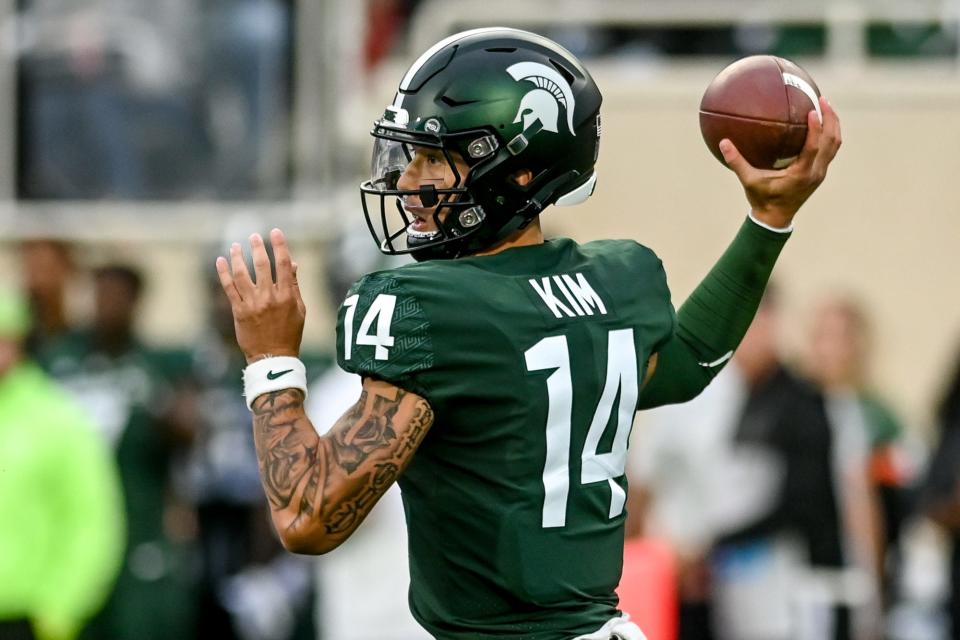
[330,389,400,473]
[325,398,433,535]
[250,383,433,545]
[251,389,318,512]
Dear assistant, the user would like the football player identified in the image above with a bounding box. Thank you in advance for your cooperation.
[216,28,841,640]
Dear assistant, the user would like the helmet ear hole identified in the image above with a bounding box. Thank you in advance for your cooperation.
[508,169,534,187]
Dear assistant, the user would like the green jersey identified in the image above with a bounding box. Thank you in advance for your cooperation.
[336,237,674,639]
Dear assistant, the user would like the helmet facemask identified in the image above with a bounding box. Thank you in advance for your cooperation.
[360,125,497,261]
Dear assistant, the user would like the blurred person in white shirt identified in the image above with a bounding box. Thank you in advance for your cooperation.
[629,288,883,640]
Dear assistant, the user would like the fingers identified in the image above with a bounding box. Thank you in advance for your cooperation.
[291,260,306,316]
[271,229,305,312]
[801,96,841,183]
[790,104,824,174]
[230,243,255,299]
[719,138,761,183]
[220,229,304,310]
[271,228,294,288]
[249,233,273,286]
[216,256,243,306]
[815,96,842,164]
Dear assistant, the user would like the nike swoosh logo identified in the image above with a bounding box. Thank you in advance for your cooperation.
[266,369,294,380]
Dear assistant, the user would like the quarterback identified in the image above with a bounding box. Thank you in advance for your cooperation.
[216,28,841,640]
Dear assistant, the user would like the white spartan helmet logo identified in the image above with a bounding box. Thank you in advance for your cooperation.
[507,62,576,136]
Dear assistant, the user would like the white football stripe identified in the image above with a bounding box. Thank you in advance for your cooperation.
[782,72,823,124]
[773,155,797,169]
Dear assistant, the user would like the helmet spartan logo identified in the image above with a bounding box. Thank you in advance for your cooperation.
[507,62,576,136]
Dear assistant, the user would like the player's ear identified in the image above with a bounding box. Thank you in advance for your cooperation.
[509,169,534,187]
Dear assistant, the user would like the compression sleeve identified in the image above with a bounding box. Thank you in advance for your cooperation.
[637,216,790,409]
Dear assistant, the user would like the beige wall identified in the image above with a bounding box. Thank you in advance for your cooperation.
[2,61,958,430]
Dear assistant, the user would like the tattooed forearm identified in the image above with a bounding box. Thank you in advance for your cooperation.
[325,462,400,535]
[396,399,432,458]
[251,389,321,512]
[250,380,434,551]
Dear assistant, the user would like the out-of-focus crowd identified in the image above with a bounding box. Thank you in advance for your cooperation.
[14,0,954,203]
[1,239,323,640]
[13,0,424,202]
[16,0,294,200]
[626,286,960,640]
[1,232,426,640]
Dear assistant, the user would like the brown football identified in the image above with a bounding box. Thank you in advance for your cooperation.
[699,55,821,170]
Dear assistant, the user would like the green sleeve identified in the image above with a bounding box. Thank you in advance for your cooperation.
[35,403,125,640]
[638,217,790,409]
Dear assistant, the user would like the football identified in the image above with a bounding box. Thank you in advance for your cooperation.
[699,55,821,170]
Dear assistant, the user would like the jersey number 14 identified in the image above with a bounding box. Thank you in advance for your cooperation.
[525,329,638,529]
[342,294,396,361]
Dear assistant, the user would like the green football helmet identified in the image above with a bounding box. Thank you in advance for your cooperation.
[360,27,603,261]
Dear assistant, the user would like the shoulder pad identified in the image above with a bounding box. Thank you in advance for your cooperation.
[335,273,433,393]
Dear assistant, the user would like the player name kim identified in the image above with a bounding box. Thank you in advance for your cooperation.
[529,273,608,319]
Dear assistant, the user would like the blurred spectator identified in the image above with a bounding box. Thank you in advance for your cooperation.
[921,345,960,639]
[18,239,75,357]
[0,287,124,640]
[304,227,426,640]
[17,0,210,199]
[168,263,315,640]
[19,0,141,197]
[35,265,198,640]
[807,295,914,604]
[630,289,883,640]
[17,0,294,199]
[711,290,881,640]
[202,0,292,197]
[629,362,747,640]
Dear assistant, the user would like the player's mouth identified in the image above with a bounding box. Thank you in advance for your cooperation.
[403,203,439,236]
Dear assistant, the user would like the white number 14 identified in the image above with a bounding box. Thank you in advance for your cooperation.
[343,294,397,361]
[524,329,638,528]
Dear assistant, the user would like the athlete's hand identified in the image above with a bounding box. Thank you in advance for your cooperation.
[216,228,306,364]
[721,95,841,229]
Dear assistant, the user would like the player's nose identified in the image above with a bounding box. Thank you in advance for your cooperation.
[396,164,418,191]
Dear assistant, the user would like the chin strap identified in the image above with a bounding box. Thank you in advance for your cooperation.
[513,169,582,219]
[412,169,592,260]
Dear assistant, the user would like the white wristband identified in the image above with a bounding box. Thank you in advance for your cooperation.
[242,356,308,410]
[748,210,794,234]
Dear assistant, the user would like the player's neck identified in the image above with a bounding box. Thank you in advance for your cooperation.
[473,219,544,257]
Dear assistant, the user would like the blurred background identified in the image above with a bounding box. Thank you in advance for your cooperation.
[0,0,959,639]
